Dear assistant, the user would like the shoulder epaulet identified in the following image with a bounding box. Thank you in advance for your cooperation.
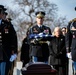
[29,26,33,29]
[43,25,50,28]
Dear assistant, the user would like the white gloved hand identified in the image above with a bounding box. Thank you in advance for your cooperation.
[67,52,72,59]
[10,54,17,62]
[38,33,43,37]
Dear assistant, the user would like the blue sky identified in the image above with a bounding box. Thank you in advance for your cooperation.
[0,0,76,21]
[50,0,76,21]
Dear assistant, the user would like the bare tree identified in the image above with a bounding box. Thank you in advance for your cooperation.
[6,0,68,58]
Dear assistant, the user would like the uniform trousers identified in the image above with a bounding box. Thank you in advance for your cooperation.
[72,61,76,75]
[0,62,6,75]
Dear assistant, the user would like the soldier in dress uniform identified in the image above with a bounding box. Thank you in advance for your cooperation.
[28,11,52,63]
[65,18,76,75]
[6,17,17,75]
[0,5,17,75]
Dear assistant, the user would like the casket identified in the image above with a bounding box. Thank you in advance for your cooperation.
[21,62,57,75]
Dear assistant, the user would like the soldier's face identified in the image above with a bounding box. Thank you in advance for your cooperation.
[36,17,44,25]
[0,12,4,19]
[2,14,5,20]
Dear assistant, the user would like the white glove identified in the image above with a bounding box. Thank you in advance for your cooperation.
[67,52,72,59]
[38,33,43,37]
[10,54,17,62]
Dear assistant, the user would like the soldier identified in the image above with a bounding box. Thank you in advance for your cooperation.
[6,17,17,75]
[29,11,52,63]
[65,18,76,75]
[0,5,17,75]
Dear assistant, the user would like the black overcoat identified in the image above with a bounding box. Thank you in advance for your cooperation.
[49,35,67,65]
[20,37,30,66]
